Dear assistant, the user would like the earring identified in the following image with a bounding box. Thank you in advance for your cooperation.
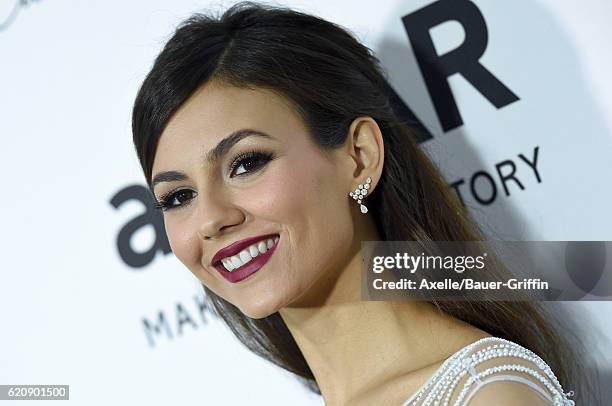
[348,176,372,214]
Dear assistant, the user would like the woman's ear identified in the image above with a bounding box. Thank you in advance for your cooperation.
[345,116,384,192]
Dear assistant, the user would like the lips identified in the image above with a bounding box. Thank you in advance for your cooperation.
[211,233,279,265]
[211,233,280,283]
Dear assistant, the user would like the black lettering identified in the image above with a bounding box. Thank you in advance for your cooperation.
[402,0,519,132]
[142,311,173,347]
[495,160,525,196]
[176,303,198,335]
[109,185,171,268]
[518,145,542,183]
[470,170,497,205]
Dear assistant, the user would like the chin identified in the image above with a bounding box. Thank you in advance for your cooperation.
[239,305,277,319]
[237,292,291,319]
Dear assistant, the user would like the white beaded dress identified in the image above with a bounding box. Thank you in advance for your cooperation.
[401,336,576,406]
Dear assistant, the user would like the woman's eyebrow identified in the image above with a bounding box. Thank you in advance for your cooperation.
[151,128,272,189]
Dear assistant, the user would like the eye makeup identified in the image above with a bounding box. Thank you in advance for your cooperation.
[153,149,276,211]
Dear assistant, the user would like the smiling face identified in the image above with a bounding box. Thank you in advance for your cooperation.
[151,81,360,318]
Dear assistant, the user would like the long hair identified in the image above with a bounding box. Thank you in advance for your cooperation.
[132,1,596,403]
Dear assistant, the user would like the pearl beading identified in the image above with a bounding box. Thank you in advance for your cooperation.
[402,336,576,406]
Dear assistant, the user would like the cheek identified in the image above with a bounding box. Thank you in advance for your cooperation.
[164,221,183,255]
[164,219,204,275]
[248,157,330,226]
[249,174,305,216]
[247,157,353,278]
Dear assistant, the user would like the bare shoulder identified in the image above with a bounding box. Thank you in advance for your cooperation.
[468,379,552,406]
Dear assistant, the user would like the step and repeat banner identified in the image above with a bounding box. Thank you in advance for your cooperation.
[1,0,611,404]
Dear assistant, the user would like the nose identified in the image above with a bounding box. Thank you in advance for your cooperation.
[196,191,244,240]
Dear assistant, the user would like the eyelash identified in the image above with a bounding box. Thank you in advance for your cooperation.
[153,149,275,212]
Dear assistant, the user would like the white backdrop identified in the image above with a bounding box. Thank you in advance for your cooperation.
[1,0,611,404]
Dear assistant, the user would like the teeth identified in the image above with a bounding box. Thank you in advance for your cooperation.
[230,256,242,269]
[220,236,280,272]
[257,241,267,254]
[239,250,251,263]
[221,258,234,271]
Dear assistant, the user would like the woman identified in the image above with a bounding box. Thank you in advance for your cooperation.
[131,2,594,404]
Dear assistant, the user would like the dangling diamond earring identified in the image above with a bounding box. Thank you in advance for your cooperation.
[348,176,372,214]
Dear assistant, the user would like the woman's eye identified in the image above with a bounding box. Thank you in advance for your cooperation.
[230,151,274,177]
[155,189,195,211]
[154,151,274,212]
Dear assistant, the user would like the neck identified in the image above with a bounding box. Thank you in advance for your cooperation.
[278,221,490,404]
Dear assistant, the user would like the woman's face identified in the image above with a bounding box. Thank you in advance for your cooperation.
[151,81,357,318]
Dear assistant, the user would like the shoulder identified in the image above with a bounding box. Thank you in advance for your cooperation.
[443,336,573,406]
[467,379,553,406]
[399,336,575,406]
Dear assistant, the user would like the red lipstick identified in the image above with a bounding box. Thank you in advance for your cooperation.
[211,233,279,283]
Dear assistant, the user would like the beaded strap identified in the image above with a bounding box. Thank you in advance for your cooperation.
[402,336,576,406]
[453,364,566,405]
[404,338,486,405]
[462,374,556,404]
[405,337,503,405]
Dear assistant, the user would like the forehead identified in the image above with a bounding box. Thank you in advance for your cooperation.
[152,81,304,172]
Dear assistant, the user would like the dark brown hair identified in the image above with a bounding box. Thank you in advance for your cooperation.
[132,1,597,403]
